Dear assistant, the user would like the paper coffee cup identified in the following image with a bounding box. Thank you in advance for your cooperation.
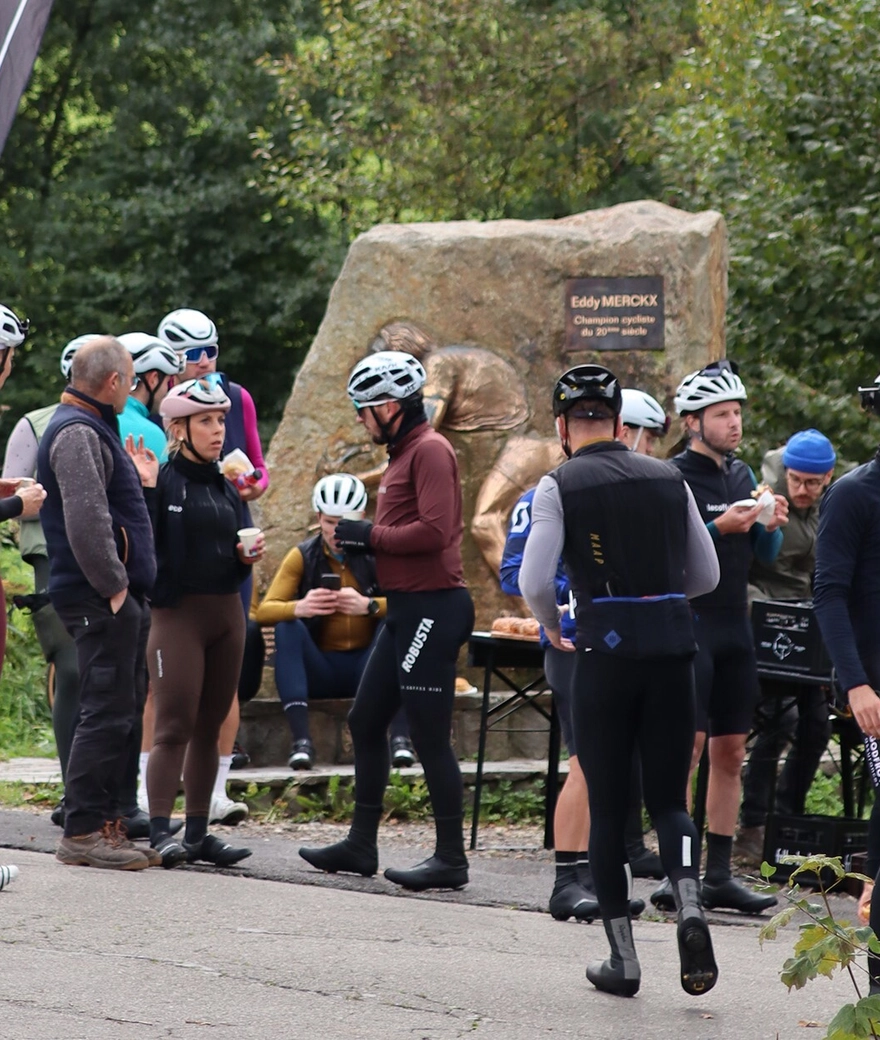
[342,510,365,521]
[237,526,262,557]
[13,477,35,487]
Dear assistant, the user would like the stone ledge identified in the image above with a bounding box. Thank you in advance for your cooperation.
[240,690,554,767]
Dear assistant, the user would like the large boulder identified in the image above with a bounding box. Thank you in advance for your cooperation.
[259,200,727,627]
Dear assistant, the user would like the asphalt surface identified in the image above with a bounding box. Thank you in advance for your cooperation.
[0,806,866,1040]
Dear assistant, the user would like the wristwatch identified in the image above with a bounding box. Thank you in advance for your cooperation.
[367,598,380,616]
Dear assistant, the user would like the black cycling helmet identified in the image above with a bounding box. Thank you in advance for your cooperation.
[859,374,880,415]
[552,364,622,419]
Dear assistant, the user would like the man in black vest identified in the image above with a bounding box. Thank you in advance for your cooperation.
[38,337,158,871]
[520,364,721,999]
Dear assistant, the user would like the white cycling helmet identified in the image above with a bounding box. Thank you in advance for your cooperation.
[160,377,231,419]
[620,388,670,433]
[674,360,747,415]
[118,332,186,376]
[0,304,29,349]
[60,333,102,379]
[347,350,426,406]
[157,308,218,351]
[312,474,368,517]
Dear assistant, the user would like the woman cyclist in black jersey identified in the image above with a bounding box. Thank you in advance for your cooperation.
[145,379,264,868]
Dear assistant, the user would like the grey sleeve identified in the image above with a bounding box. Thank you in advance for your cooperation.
[683,482,720,599]
[2,417,39,478]
[49,425,128,598]
[519,476,566,632]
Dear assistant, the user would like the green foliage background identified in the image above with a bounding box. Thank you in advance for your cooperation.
[644,0,880,466]
[2,0,879,463]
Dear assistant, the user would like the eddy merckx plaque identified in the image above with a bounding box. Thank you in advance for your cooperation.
[565,276,664,352]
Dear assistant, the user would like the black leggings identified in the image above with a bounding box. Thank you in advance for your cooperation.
[574,650,700,919]
[348,587,474,819]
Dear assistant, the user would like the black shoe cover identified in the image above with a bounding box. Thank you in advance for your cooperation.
[678,905,718,996]
[299,839,378,877]
[184,833,251,866]
[701,876,777,914]
[151,834,188,870]
[549,881,599,922]
[384,855,468,891]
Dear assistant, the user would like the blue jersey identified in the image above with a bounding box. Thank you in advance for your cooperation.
[500,488,576,643]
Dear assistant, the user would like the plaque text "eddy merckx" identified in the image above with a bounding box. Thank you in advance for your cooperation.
[565,276,664,352]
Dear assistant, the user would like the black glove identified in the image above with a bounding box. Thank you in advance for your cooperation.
[334,518,374,554]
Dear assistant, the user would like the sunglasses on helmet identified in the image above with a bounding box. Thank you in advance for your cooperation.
[699,359,739,377]
[182,343,219,363]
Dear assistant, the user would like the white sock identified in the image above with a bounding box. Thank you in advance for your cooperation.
[138,751,149,792]
[213,756,233,800]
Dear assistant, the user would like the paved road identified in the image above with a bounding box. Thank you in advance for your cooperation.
[0,807,864,1040]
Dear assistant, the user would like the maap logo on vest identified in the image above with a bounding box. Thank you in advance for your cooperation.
[401,618,435,673]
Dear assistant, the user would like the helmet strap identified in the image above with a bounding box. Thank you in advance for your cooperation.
[367,404,402,445]
[182,416,214,465]
[143,372,160,415]
[630,427,644,453]
[0,348,10,380]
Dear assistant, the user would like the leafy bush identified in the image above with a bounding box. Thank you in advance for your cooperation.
[760,855,880,1039]
[0,538,53,759]
[647,0,880,467]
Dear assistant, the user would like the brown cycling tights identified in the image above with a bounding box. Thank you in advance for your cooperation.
[146,594,245,818]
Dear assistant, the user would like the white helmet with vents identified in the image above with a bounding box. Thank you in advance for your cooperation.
[620,389,670,432]
[60,334,102,379]
[0,304,28,349]
[312,474,368,516]
[118,333,186,376]
[347,351,426,406]
[157,308,218,351]
[674,360,747,415]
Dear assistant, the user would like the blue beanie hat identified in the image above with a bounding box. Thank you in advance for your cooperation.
[782,429,836,474]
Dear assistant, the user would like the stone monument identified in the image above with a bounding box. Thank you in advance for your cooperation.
[259,200,727,627]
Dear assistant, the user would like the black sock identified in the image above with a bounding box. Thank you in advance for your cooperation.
[576,851,592,889]
[185,815,209,847]
[434,815,467,866]
[283,703,310,743]
[150,816,172,846]
[555,850,579,888]
[704,832,733,883]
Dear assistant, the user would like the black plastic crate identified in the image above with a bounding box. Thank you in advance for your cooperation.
[752,599,832,679]
[763,813,869,884]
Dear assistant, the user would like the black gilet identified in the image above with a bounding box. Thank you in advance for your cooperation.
[550,440,695,658]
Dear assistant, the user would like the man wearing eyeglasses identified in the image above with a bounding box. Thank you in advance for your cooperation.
[38,337,158,870]
[735,430,836,866]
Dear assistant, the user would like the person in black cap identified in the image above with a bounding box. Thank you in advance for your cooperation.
[520,363,720,998]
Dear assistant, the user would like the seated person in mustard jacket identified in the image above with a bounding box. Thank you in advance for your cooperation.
[256,474,414,770]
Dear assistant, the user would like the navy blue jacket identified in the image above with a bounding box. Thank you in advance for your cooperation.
[38,392,156,607]
[814,455,880,693]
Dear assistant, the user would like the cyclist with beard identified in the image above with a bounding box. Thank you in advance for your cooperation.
[299,351,475,892]
[651,360,786,915]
